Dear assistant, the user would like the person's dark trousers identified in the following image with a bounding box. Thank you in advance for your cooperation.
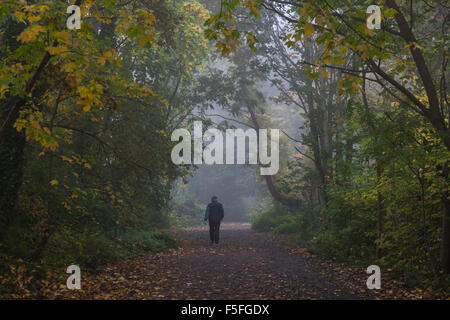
[209,220,221,244]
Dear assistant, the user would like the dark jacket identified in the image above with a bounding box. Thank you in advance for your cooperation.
[204,201,224,222]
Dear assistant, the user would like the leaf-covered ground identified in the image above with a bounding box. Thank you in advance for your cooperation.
[39,223,446,299]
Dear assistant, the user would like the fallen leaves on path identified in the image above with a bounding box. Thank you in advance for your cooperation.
[33,223,448,300]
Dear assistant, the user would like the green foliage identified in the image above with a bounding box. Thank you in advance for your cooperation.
[43,229,178,271]
[252,203,290,232]
[43,229,118,270]
[252,103,450,290]
[119,230,179,256]
[234,1,450,289]
[0,228,179,298]
[0,0,208,297]
[252,201,320,243]
[169,184,205,227]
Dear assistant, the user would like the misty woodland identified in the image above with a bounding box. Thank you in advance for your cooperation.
[0,0,449,299]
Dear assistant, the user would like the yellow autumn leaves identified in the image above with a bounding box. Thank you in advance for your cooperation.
[76,82,104,112]
[13,110,59,151]
[17,24,45,43]
[303,23,315,38]
[242,0,260,18]
[97,50,118,66]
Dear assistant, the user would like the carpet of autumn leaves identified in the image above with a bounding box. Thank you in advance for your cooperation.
[30,223,449,300]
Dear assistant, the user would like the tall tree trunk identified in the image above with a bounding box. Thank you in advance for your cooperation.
[309,106,328,206]
[0,97,26,233]
[361,75,384,259]
[376,161,383,259]
[442,196,450,273]
[0,19,28,233]
[441,162,450,273]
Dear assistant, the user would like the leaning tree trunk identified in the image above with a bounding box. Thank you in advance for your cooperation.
[245,99,300,210]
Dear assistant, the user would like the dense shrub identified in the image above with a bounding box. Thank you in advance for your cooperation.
[251,197,449,291]
[168,185,205,227]
[120,230,179,255]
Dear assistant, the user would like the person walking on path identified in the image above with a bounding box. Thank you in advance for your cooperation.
[204,196,224,245]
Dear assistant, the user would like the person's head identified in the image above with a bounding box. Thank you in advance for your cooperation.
[211,196,218,203]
